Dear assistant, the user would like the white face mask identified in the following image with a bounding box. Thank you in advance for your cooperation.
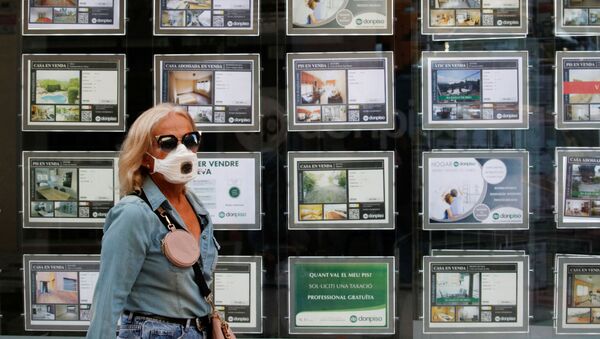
[148,143,198,184]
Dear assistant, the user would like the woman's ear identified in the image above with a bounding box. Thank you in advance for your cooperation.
[142,153,154,172]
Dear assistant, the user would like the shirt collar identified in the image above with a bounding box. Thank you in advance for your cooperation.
[142,176,209,216]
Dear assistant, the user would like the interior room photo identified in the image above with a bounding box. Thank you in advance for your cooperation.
[167,70,213,105]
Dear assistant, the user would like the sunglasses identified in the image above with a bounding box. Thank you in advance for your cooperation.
[154,131,201,152]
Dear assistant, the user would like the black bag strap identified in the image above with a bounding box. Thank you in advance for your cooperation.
[132,190,212,298]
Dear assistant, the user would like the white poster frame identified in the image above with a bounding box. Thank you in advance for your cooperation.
[153,0,260,36]
[21,53,127,132]
[421,51,529,130]
[189,152,262,230]
[555,51,600,129]
[286,51,395,132]
[22,151,120,229]
[422,149,530,231]
[287,151,395,230]
[153,54,261,133]
[288,256,395,335]
[285,0,394,36]
[23,254,100,332]
[555,147,600,229]
[213,256,263,333]
[422,254,530,334]
[22,0,126,35]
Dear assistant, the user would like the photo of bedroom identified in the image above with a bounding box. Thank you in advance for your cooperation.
[571,274,600,307]
[167,70,212,105]
[34,168,78,201]
[299,70,346,105]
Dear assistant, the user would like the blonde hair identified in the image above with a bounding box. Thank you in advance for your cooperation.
[118,103,196,195]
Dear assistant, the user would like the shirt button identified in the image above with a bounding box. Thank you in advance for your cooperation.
[202,235,207,239]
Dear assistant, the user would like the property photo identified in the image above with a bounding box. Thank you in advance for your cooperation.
[292,0,346,26]
[565,199,591,216]
[301,170,348,204]
[299,70,347,105]
[29,7,54,23]
[571,274,600,307]
[161,10,185,26]
[435,69,481,102]
[564,8,589,25]
[567,104,591,120]
[432,104,457,120]
[569,163,600,199]
[166,0,211,9]
[31,201,54,217]
[53,7,76,24]
[298,204,323,220]
[167,70,213,105]
[435,0,481,8]
[54,201,78,218]
[323,204,347,220]
[31,304,55,320]
[456,9,481,25]
[590,8,600,24]
[456,104,482,119]
[434,272,480,305]
[34,271,78,304]
[593,308,600,323]
[31,105,55,122]
[431,10,456,26]
[296,106,321,122]
[186,10,211,26]
[188,106,213,123]
[566,0,600,8]
[431,306,455,322]
[56,305,79,321]
[34,167,78,201]
[321,105,347,122]
[567,307,592,323]
[35,70,80,105]
[55,105,80,122]
[457,306,479,322]
[33,0,77,6]
[566,69,600,103]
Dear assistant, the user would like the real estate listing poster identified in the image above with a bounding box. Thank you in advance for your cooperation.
[556,0,600,35]
[23,254,100,331]
[556,255,600,334]
[22,151,119,229]
[23,0,125,35]
[422,51,528,129]
[154,0,259,35]
[213,256,262,333]
[556,148,600,228]
[287,52,394,131]
[556,52,600,129]
[423,254,529,333]
[286,0,393,35]
[288,151,394,230]
[154,54,260,132]
[22,54,126,131]
[423,150,529,230]
[422,0,527,35]
[187,152,261,230]
[288,256,395,335]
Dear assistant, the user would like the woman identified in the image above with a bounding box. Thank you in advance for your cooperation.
[293,0,319,25]
[443,193,454,220]
[87,103,219,338]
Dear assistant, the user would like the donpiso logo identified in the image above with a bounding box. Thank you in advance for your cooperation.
[350,315,357,323]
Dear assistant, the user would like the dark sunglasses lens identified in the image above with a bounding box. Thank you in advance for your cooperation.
[182,132,200,149]
[158,136,178,151]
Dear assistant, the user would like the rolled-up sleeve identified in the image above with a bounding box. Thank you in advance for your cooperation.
[86,200,150,338]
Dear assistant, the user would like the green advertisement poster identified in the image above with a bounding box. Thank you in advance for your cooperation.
[289,257,394,334]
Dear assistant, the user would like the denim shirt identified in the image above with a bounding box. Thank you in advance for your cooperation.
[86,177,219,339]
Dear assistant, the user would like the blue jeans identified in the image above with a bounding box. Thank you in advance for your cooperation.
[117,314,207,339]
